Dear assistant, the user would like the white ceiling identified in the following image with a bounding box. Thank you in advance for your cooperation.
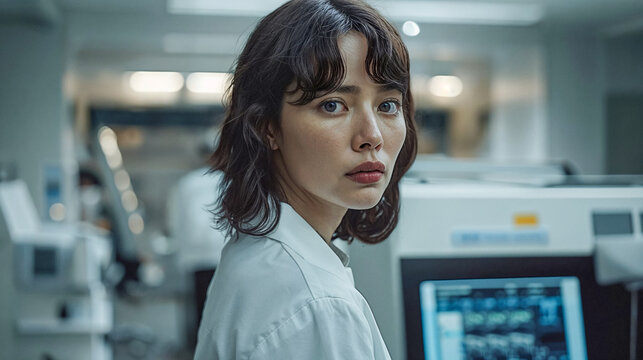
[4,0,643,90]
[52,0,643,27]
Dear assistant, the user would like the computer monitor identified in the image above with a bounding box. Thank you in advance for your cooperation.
[419,276,586,360]
[401,256,640,360]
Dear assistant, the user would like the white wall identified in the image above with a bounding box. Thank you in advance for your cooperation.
[405,22,613,174]
[418,23,617,175]
[408,23,624,175]
[488,43,547,161]
[0,20,66,358]
[0,200,13,360]
[544,26,605,174]
[405,24,549,162]
[604,32,643,93]
[603,32,643,174]
[0,21,72,215]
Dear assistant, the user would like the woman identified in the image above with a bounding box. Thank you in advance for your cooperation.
[194,0,417,359]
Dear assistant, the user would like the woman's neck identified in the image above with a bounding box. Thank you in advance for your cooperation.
[285,197,347,244]
[273,154,347,243]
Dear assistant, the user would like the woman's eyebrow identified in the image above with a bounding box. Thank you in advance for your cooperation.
[378,84,403,94]
[335,85,360,94]
[333,84,402,95]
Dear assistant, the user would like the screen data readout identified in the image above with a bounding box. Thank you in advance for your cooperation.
[420,277,586,360]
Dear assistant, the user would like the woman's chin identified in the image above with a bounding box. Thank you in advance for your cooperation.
[346,193,384,210]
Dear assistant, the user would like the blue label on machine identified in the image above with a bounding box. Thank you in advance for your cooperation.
[452,228,549,246]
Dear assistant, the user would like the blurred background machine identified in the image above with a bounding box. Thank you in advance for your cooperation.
[0,180,114,360]
[350,160,643,360]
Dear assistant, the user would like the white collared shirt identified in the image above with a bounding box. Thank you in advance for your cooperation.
[194,203,392,360]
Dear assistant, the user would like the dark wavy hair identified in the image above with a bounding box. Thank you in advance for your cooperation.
[209,0,417,244]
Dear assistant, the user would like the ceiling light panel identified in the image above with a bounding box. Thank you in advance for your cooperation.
[167,0,287,16]
[373,1,544,26]
[186,72,230,94]
[129,71,184,93]
[169,0,543,26]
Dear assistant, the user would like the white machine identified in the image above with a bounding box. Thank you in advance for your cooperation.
[349,173,643,360]
[0,180,113,360]
[593,207,643,360]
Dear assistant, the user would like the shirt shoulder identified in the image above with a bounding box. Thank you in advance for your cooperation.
[248,296,376,360]
[212,234,316,301]
[195,233,381,360]
[217,233,354,301]
[196,235,334,358]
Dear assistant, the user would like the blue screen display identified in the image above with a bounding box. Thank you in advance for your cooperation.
[419,277,587,360]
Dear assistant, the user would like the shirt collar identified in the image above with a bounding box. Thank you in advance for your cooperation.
[267,203,350,277]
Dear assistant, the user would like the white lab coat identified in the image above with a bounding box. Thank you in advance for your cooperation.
[194,203,391,360]
[167,168,225,271]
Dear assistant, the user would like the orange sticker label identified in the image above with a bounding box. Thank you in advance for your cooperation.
[514,214,539,226]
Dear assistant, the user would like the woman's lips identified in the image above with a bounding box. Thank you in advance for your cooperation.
[347,171,383,184]
[346,161,385,184]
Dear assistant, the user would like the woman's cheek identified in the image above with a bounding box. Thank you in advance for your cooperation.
[389,120,407,156]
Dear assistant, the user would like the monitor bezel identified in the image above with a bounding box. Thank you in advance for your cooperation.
[400,256,639,360]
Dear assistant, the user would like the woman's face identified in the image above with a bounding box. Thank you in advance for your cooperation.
[272,31,407,213]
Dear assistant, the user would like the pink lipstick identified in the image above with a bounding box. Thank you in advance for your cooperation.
[346,161,385,184]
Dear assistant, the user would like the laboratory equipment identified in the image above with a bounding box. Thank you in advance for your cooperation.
[349,173,643,360]
[0,180,113,360]
[593,211,643,360]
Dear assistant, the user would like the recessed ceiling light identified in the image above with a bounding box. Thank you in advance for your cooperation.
[403,21,420,36]
[128,213,145,235]
[186,72,230,94]
[129,72,184,93]
[428,75,463,98]
[49,203,65,221]
[114,169,131,191]
[121,190,139,212]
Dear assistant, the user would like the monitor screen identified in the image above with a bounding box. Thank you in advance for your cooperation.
[33,246,58,277]
[419,276,587,360]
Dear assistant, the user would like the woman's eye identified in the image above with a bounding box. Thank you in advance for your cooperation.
[320,101,344,114]
[378,101,400,114]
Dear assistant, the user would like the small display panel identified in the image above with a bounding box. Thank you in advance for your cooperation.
[592,212,632,236]
[33,247,58,276]
[419,277,587,360]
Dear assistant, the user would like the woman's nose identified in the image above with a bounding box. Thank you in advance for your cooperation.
[352,107,383,152]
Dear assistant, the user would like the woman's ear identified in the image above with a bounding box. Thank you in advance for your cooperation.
[267,123,279,150]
